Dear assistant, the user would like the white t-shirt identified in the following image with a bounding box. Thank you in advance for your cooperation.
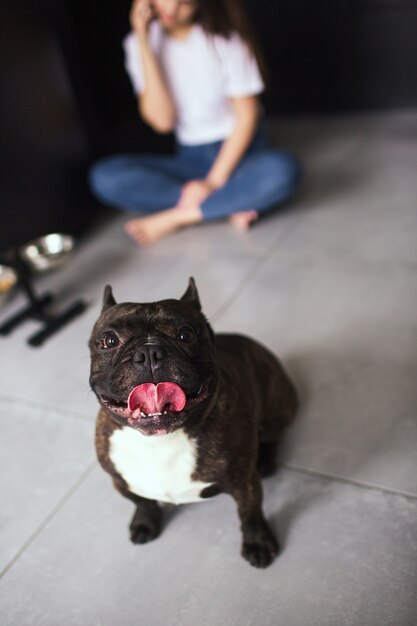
[123,22,264,145]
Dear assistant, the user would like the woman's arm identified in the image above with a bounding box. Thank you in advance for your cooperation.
[130,0,176,133]
[206,95,260,189]
[179,95,260,206]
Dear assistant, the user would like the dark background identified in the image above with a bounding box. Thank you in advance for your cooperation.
[1,0,416,252]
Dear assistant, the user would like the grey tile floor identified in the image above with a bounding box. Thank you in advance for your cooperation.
[1,110,417,625]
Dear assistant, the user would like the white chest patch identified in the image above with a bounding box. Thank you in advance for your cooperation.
[109,427,213,505]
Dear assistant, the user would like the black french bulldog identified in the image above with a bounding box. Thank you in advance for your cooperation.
[89,278,297,568]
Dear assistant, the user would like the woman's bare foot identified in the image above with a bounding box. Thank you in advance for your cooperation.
[229,210,259,231]
[124,205,202,245]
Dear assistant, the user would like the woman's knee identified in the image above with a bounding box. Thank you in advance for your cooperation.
[88,157,117,195]
[88,155,136,200]
[239,152,302,209]
[265,151,303,193]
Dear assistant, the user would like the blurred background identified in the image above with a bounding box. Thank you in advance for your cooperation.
[1,0,416,251]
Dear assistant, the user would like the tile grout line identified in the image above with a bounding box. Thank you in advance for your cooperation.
[210,256,269,324]
[281,462,417,502]
[0,461,97,580]
[1,463,414,582]
[0,392,95,423]
[211,217,305,324]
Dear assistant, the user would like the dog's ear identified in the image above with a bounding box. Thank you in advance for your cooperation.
[180,277,201,311]
[102,284,117,312]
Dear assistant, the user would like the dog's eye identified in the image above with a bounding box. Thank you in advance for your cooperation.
[178,326,194,343]
[100,332,120,350]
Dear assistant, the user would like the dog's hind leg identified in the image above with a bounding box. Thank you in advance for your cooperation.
[257,374,298,477]
[256,441,278,478]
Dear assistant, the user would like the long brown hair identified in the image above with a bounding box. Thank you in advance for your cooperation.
[194,0,269,86]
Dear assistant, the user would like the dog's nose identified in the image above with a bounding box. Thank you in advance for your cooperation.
[134,344,168,367]
[149,345,167,364]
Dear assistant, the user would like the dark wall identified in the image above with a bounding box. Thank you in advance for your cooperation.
[353,1,417,110]
[245,0,417,113]
[0,1,99,252]
[1,0,416,252]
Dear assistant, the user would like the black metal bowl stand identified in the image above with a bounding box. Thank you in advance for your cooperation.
[0,250,87,347]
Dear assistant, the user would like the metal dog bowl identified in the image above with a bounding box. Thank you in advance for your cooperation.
[0,265,18,308]
[19,233,74,273]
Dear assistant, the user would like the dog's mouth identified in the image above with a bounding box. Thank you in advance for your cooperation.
[100,380,210,436]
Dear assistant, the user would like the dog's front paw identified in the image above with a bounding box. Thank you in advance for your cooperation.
[242,535,279,568]
[130,521,160,544]
[129,504,162,544]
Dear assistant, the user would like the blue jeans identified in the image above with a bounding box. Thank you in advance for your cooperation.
[88,127,302,221]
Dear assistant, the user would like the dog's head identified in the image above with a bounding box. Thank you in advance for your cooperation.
[89,278,216,436]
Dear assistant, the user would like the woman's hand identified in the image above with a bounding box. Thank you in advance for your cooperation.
[130,0,154,37]
[178,179,218,208]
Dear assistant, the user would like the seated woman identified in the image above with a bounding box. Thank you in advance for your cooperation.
[89,0,302,245]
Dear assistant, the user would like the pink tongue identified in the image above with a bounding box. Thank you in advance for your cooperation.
[128,382,186,414]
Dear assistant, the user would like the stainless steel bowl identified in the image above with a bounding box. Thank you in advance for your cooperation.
[0,264,18,308]
[19,233,74,273]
